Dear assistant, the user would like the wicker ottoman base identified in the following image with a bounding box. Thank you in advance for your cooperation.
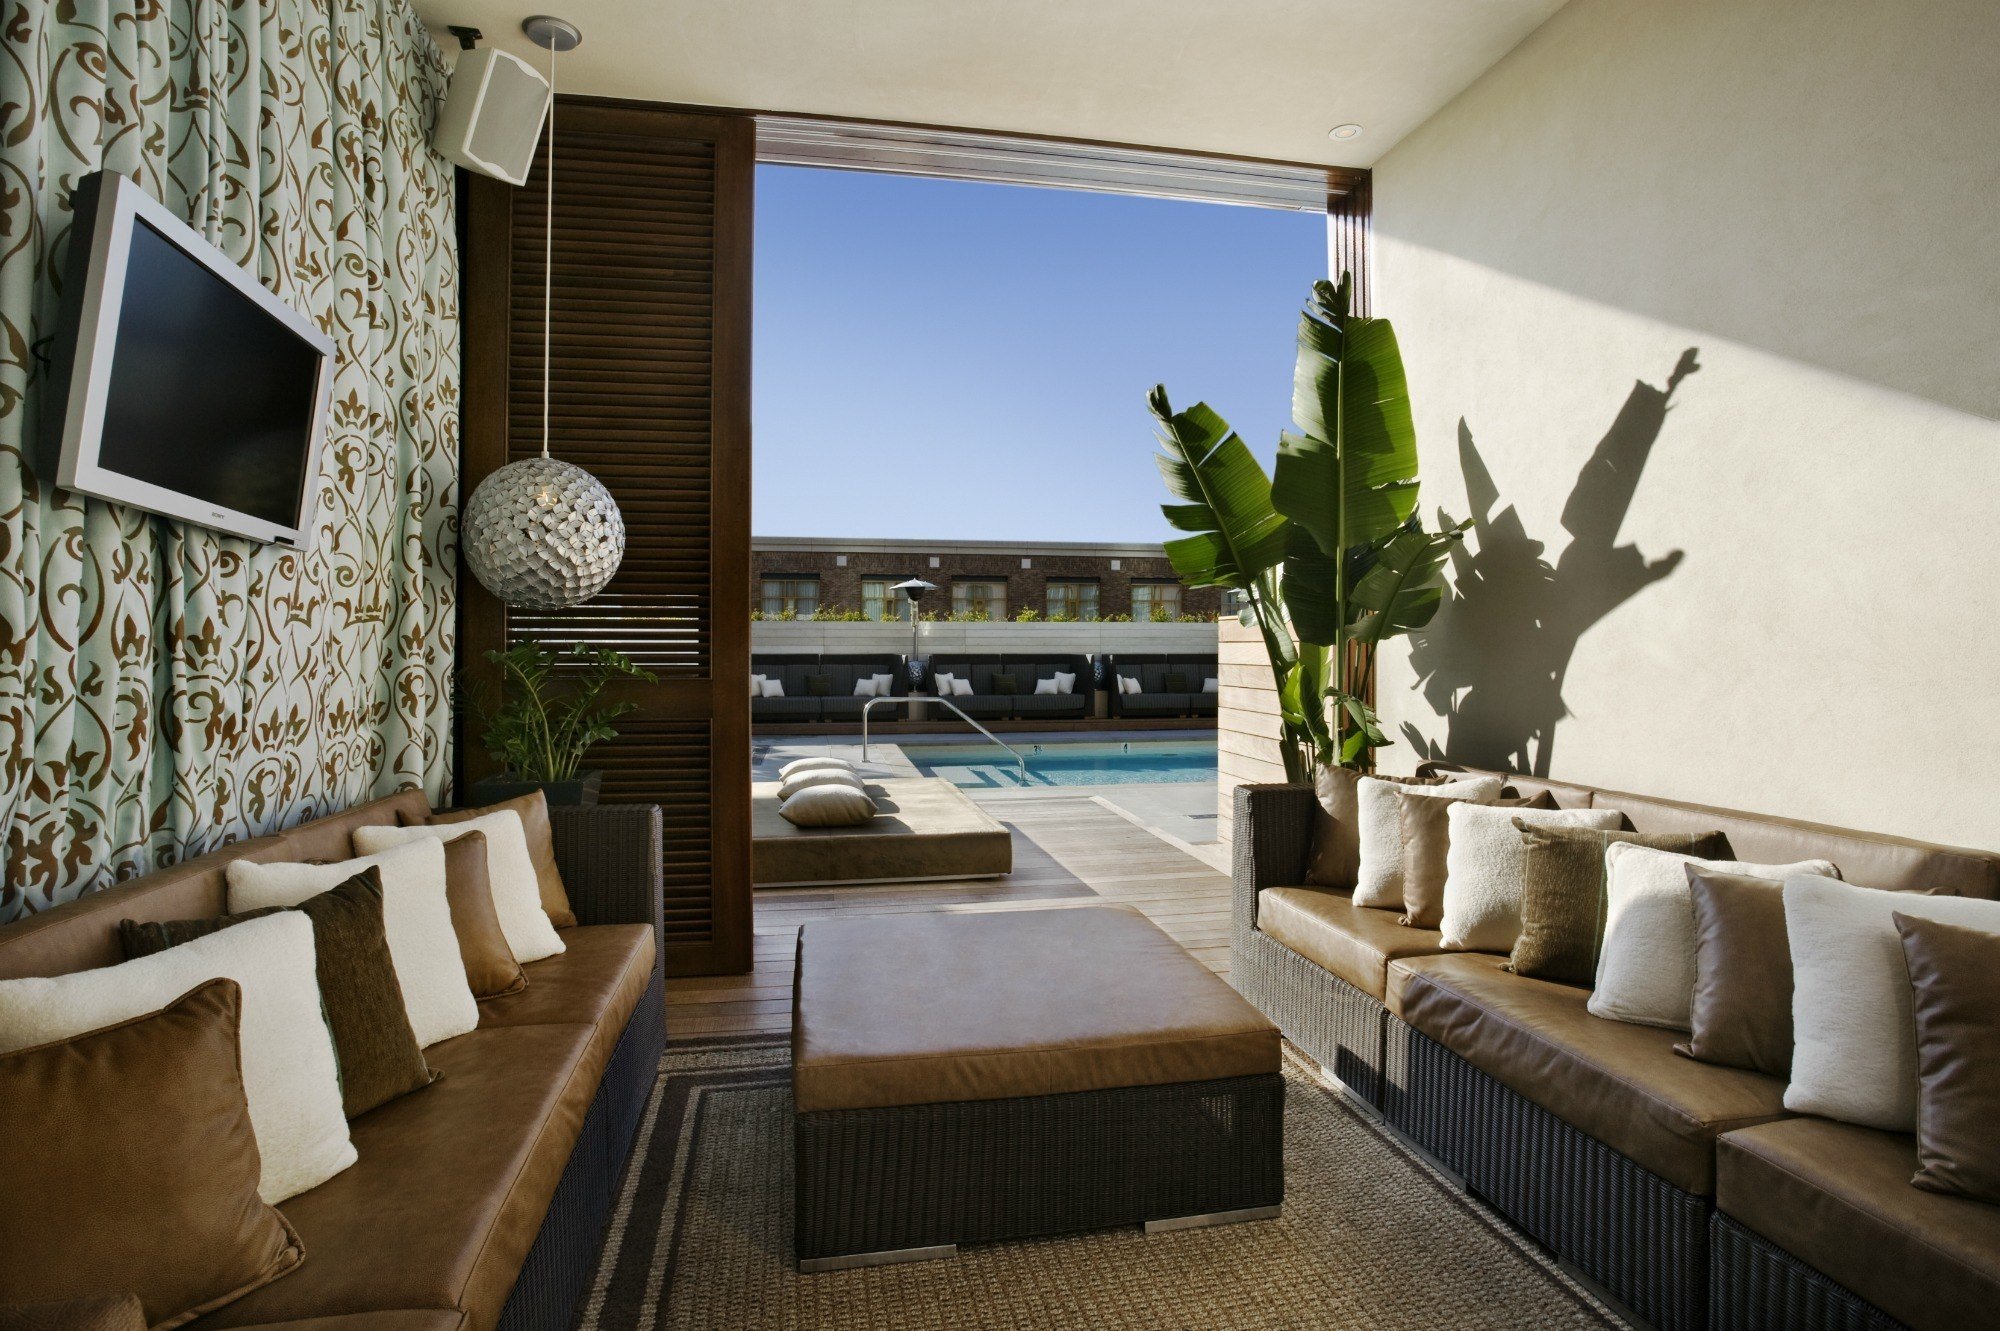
[794,1072,1285,1267]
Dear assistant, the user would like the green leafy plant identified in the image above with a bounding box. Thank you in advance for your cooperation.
[1151,272,1465,780]
[470,643,658,784]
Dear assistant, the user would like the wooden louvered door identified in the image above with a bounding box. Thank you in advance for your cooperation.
[462,99,753,977]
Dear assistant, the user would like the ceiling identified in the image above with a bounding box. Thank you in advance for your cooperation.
[415,0,1571,169]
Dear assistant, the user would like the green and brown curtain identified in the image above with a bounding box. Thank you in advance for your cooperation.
[0,0,459,920]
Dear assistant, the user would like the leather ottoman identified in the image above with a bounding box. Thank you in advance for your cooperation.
[790,905,1284,1270]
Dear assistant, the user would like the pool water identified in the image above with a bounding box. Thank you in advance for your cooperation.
[909,739,1217,789]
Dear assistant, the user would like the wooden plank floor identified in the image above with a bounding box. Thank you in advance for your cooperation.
[665,795,1232,1038]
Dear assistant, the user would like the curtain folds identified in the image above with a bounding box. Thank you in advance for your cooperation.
[0,0,459,920]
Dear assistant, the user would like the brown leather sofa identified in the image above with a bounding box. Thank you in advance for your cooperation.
[1232,767,2000,1331]
[0,789,666,1331]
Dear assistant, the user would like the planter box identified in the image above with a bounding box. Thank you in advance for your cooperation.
[467,769,603,807]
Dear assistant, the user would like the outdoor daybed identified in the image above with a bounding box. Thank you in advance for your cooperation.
[752,777,1013,886]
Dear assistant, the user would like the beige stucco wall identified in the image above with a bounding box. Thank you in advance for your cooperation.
[1368,0,2000,848]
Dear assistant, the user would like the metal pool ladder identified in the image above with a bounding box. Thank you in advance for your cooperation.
[860,695,1029,780]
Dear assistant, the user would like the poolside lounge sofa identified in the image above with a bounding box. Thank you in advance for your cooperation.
[1231,765,2000,1331]
[1105,653,1218,719]
[923,654,1091,721]
[752,652,907,724]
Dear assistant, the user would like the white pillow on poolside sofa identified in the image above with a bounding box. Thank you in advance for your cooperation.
[1784,874,2000,1132]
[951,677,973,697]
[1054,671,1076,695]
[354,812,566,965]
[1588,845,1837,1031]
[750,673,766,699]
[1352,775,1503,909]
[1118,675,1140,695]
[1203,677,1220,693]
[871,672,895,695]
[933,672,956,696]
[853,677,879,697]
[1438,803,1624,952]
[0,912,353,1203]
[1034,678,1061,695]
[228,839,479,1046]
[780,756,854,781]
[778,768,865,801]
[780,783,876,828]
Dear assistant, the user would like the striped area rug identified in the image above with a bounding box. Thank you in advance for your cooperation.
[574,1037,1630,1330]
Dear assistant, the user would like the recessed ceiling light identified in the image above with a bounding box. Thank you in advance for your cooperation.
[1328,123,1363,142]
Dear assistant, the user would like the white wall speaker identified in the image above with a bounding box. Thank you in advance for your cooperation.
[434,48,551,186]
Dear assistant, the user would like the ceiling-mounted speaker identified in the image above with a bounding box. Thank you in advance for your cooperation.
[433,47,551,186]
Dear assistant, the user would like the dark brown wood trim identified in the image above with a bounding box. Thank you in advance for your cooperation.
[1330,171,1374,314]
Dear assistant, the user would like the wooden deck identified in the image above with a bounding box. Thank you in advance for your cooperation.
[664,794,1233,1038]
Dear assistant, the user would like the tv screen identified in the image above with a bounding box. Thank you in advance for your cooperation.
[37,171,335,546]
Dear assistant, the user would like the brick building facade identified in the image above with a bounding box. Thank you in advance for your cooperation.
[752,537,1223,621]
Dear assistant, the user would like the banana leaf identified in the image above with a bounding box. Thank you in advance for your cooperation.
[1149,387,1290,589]
[1348,517,1470,645]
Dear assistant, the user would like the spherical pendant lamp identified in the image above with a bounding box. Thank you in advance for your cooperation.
[462,15,625,611]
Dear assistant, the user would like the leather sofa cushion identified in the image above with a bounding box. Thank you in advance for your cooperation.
[1395,953,1790,1193]
[478,924,657,1081]
[793,905,1278,1112]
[196,1023,601,1331]
[209,1316,467,1331]
[1257,887,1447,1000]
[1718,1117,2000,1331]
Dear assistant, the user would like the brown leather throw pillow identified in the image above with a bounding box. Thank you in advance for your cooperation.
[0,1295,147,1331]
[1675,866,1795,1076]
[429,790,577,928]
[0,979,305,1327]
[1894,912,2000,1203]
[1306,769,1448,890]
[1397,789,1559,930]
[119,867,434,1118]
[441,831,528,1000]
[1511,825,1730,984]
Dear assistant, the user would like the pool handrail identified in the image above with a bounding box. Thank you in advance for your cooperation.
[860,694,1029,780]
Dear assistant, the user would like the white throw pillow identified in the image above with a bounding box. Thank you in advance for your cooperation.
[870,672,895,695]
[933,672,956,696]
[1034,678,1061,696]
[354,812,566,965]
[228,839,479,1046]
[1784,875,2000,1131]
[1352,776,1503,909]
[749,673,765,699]
[853,677,879,697]
[778,768,866,800]
[1118,675,1141,695]
[779,756,854,781]
[1587,846,1838,1030]
[760,678,785,698]
[1203,677,1220,693]
[1054,671,1076,695]
[780,783,876,828]
[951,677,973,697]
[1438,803,1625,952]
[0,912,353,1203]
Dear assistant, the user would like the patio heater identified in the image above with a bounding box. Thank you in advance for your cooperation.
[891,578,937,690]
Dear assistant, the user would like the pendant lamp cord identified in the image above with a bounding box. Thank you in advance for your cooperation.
[541,37,556,460]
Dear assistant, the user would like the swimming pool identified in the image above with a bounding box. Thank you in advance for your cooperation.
[908,739,1217,789]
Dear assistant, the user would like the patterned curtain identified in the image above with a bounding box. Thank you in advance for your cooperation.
[0,0,459,920]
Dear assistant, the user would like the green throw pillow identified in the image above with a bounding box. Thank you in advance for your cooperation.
[804,675,833,697]
[1160,671,1190,692]
[991,673,1018,696]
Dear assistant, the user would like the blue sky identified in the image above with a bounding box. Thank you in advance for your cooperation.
[752,166,1328,543]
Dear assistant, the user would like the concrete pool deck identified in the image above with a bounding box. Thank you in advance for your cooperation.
[750,731,1223,868]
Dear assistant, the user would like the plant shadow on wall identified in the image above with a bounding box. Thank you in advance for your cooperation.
[1400,348,1701,776]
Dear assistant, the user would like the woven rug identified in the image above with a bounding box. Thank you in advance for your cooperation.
[573,1037,1631,1330]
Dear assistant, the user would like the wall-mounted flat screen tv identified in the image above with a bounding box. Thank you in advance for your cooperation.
[35,170,336,547]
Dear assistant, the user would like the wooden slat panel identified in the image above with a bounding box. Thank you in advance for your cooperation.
[462,98,755,978]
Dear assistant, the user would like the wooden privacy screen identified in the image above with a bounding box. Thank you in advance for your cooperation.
[463,99,754,976]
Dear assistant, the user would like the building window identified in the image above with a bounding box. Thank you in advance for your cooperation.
[1132,581,1182,621]
[1046,580,1098,621]
[951,580,1006,620]
[759,576,818,618]
[861,578,904,621]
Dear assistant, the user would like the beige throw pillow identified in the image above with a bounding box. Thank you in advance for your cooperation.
[1437,804,1624,953]
[777,768,866,801]
[353,812,566,965]
[1354,775,1503,908]
[780,784,876,827]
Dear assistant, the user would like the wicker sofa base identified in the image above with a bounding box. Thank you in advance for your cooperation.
[1387,1019,1709,1331]
[1709,1214,1907,1331]
[1235,924,1387,1106]
[793,1073,1285,1264]
[496,965,667,1331]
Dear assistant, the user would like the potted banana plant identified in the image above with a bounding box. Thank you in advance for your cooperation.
[1150,272,1465,782]
[465,642,657,805]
